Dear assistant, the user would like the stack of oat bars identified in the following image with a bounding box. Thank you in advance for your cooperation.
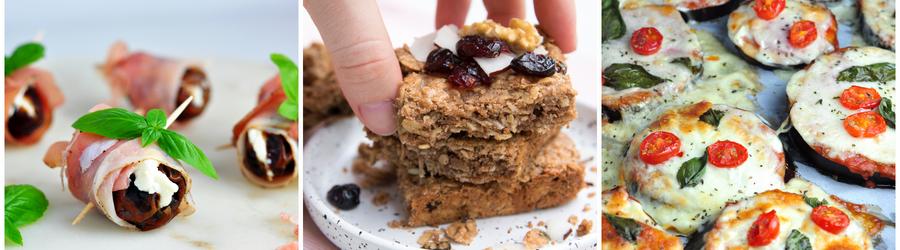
[361,19,585,227]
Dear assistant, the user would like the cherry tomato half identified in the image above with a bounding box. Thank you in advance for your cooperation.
[753,0,786,20]
[639,131,682,165]
[631,27,663,56]
[840,86,882,110]
[843,111,887,138]
[811,206,850,234]
[747,210,780,246]
[788,20,818,48]
[707,140,749,168]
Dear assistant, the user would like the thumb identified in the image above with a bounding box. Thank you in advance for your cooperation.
[305,0,401,135]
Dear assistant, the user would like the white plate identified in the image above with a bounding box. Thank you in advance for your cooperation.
[5,59,298,249]
[304,103,599,250]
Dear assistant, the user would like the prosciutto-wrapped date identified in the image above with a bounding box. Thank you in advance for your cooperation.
[232,76,299,188]
[5,67,64,145]
[101,41,211,124]
[43,105,194,231]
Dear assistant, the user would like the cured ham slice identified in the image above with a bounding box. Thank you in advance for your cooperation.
[232,76,299,188]
[5,67,64,145]
[43,104,194,231]
[101,41,211,124]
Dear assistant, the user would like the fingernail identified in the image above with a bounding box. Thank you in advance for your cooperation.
[358,100,397,136]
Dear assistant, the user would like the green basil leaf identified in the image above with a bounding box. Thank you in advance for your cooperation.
[603,63,667,90]
[677,150,708,188]
[803,195,828,208]
[145,109,166,129]
[141,128,162,147]
[786,229,812,250]
[5,42,45,76]
[699,109,725,127]
[671,57,703,75]
[271,53,299,121]
[836,63,895,83]
[879,97,895,129]
[5,184,49,227]
[157,130,218,180]
[71,108,148,139]
[603,213,642,243]
[602,0,626,42]
[6,217,22,245]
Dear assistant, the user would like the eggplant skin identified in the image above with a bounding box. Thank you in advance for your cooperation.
[785,128,894,188]
[861,15,895,51]
[680,0,742,22]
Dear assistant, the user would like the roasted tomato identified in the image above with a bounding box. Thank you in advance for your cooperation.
[639,131,682,165]
[707,140,749,168]
[840,86,882,110]
[788,20,818,48]
[843,111,887,138]
[747,210,780,246]
[811,206,850,234]
[630,27,663,56]
[753,0,786,20]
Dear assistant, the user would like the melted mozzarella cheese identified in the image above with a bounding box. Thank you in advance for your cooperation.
[622,103,785,234]
[619,0,730,11]
[787,47,895,165]
[602,187,658,226]
[728,0,837,67]
[861,0,896,48]
[133,159,179,208]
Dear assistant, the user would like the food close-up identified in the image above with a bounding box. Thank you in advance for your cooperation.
[302,1,599,249]
[5,1,299,249]
[602,0,896,248]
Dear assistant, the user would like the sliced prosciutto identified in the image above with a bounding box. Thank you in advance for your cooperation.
[5,67,64,145]
[101,41,211,124]
[232,75,299,188]
[43,104,194,231]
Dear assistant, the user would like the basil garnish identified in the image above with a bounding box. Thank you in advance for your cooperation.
[603,63,667,90]
[837,63,895,83]
[5,42,45,76]
[604,213,643,243]
[5,184,49,245]
[602,0,625,42]
[677,150,708,188]
[786,229,812,250]
[699,109,725,127]
[671,57,703,75]
[879,97,895,129]
[803,195,828,208]
[72,108,218,179]
[271,53,299,121]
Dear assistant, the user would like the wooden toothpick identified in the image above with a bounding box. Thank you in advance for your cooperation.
[71,203,94,225]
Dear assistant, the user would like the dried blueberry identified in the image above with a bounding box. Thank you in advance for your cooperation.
[424,48,463,77]
[449,63,491,89]
[456,35,510,58]
[511,52,557,77]
[326,184,361,210]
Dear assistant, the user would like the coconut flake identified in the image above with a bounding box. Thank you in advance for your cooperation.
[474,52,516,74]
[410,32,436,62]
[433,25,461,54]
[533,45,548,55]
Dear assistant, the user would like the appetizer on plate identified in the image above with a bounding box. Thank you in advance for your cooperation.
[728,0,839,68]
[42,101,216,231]
[602,187,682,250]
[860,0,896,50]
[602,4,703,111]
[786,46,895,187]
[232,54,299,188]
[101,41,211,124]
[5,42,64,146]
[622,101,786,234]
[703,178,884,248]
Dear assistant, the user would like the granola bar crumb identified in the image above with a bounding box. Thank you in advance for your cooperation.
[526,221,533,228]
[352,145,396,188]
[567,215,578,225]
[583,204,592,212]
[372,191,390,206]
[576,219,593,237]
[388,220,404,228]
[523,229,550,250]
[446,219,478,245]
[587,192,596,198]
[537,221,546,227]
[418,229,451,250]
[563,228,573,240]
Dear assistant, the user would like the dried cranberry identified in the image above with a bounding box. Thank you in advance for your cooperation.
[456,35,510,58]
[449,63,491,89]
[511,52,557,77]
[424,48,462,76]
[327,184,361,210]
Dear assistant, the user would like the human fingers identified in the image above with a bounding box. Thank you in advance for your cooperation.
[533,0,577,53]
[435,0,472,29]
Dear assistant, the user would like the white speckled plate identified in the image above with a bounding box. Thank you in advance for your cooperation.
[304,103,599,250]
